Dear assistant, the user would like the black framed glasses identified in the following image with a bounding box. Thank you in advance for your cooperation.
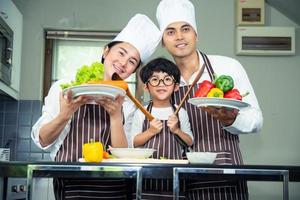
[147,75,175,87]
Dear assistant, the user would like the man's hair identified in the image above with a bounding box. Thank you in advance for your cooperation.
[140,57,180,84]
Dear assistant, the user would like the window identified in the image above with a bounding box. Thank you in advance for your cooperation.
[43,30,138,99]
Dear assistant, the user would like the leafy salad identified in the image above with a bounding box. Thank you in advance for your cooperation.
[60,62,105,90]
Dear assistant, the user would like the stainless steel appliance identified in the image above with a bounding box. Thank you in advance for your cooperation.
[0,15,13,85]
[5,178,27,200]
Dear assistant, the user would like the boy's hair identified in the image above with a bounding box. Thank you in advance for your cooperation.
[140,57,180,84]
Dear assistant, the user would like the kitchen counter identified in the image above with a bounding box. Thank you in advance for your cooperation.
[1,161,300,181]
[1,161,300,200]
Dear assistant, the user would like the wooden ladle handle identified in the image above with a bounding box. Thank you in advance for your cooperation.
[112,73,154,121]
[174,64,205,115]
[126,90,154,121]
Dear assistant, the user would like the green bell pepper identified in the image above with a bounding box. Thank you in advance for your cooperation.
[214,74,234,93]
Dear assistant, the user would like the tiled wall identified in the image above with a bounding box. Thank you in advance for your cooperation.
[0,98,51,161]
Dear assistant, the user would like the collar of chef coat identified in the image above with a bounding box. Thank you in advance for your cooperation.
[179,50,209,86]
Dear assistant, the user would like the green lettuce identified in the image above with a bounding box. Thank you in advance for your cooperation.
[60,62,105,89]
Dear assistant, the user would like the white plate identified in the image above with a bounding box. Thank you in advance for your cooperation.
[110,148,155,159]
[186,152,217,164]
[188,97,250,110]
[63,84,126,99]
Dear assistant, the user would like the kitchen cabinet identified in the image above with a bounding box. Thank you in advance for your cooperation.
[0,0,23,99]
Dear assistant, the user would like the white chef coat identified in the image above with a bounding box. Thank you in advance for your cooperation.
[31,79,136,160]
[182,51,263,134]
[129,105,194,147]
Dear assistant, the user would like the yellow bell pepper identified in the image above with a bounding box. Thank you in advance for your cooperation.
[83,141,103,162]
[207,88,224,98]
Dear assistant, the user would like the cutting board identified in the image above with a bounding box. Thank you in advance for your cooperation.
[79,158,189,164]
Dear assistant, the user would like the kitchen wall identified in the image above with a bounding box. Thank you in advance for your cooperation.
[4,0,300,199]
[0,97,51,161]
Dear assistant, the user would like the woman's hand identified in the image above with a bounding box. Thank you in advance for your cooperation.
[39,90,91,147]
[202,106,239,126]
[149,118,163,135]
[59,90,91,120]
[96,95,125,118]
[97,95,127,147]
[167,114,180,133]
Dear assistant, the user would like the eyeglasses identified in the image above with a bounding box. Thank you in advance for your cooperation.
[147,75,175,87]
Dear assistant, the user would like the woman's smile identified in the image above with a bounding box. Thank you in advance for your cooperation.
[113,63,125,74]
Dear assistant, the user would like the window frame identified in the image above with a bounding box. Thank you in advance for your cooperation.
[43,29,144,102]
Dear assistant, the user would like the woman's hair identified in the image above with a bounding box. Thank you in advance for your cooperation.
[101,41,141,70]
[101,41,122,63]
[139,57,181,84]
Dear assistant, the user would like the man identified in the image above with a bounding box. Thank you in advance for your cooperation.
[156,0,263,199]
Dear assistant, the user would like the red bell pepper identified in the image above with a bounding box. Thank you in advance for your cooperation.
[224,89,249,100]
[194,80,215,97]
[224,89,242,100]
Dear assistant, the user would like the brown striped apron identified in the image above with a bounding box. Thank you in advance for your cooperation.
[172,52,249,200]
[133,102,185,200]
[53,104,130,200]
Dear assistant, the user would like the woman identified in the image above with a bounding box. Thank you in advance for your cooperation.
[31,14,161,200]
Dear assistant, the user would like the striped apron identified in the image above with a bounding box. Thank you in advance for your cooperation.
[53,104,130,200]
[133,102,185,200]
[172,52,249,200]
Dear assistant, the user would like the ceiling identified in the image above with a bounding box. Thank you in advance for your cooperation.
[266,0,300,25]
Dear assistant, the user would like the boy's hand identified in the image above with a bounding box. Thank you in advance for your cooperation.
[167,114,179,133]
[149,118,163,135]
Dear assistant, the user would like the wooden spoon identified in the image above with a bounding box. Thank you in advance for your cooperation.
[174,64,205,115]
[112,73,154,121]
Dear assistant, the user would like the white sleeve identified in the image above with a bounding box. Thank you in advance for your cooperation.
[123,98,137,146]
[178,108,194,141]
[214,57,263,134]
[128,109,145,147]
[31,80,71,159]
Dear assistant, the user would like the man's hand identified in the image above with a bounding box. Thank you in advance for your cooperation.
[202,106,239,126]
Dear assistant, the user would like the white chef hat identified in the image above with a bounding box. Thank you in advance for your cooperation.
[156,0,197,34]
[113,14,161,62]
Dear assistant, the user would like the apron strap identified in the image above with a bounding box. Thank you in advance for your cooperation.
[199,51,215,81]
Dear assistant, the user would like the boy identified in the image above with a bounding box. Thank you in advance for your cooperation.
[130,57,193,199]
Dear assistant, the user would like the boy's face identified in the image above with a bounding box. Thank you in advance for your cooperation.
[144,71,179,102]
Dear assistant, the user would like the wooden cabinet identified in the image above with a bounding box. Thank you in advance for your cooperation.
[0,0,23,99]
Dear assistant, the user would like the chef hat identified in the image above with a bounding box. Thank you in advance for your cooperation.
[156,0,197,34]
[113,14,161,62]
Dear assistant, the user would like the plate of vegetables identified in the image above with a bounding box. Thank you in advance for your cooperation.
[188,74,250,110]
[61,62,127,99]
[65,83,126,100]
[188,97,249,109]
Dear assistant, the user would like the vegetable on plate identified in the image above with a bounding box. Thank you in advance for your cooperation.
[213,74,234,93]
[60,62,105,89]
[207,88,224,98]
[87,80,128,91]
[194,80,215,97]
[224,89,249,100]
